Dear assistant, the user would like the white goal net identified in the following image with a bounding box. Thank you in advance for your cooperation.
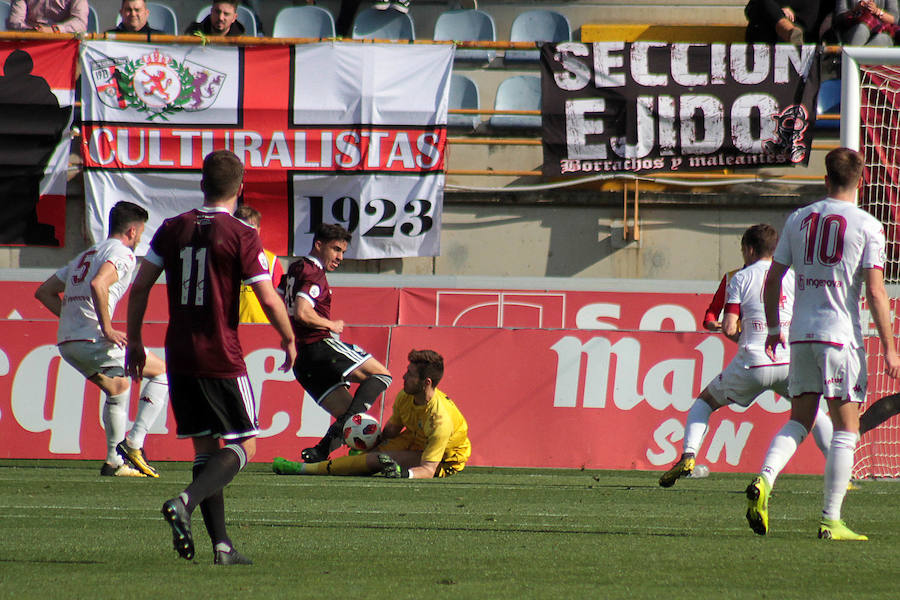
[841,47,900,477]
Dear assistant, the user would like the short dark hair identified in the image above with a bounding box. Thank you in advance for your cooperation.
[408,349,444,387]
[825,147,864,190]
[213,0,239,8]
[234,204,261,228]
[313,223,352,246]
[741,224,778,258]
[201,150,243,201]
[108,201,148,235]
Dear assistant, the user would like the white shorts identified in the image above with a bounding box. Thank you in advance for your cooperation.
[706,359,790,407]
[788,342,867,403]
[58,340,126,379]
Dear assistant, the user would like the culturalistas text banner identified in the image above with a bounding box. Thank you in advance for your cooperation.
[80,41,453,258]
[541,43,821,177]
[0,40,76,247]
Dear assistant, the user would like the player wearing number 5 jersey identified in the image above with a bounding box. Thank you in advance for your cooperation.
[279,222,392,464]
[126,150,296,565]
[751,147,900,541]
[35,201,168,478]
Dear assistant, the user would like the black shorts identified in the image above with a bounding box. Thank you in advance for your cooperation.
[168,372,259,440]
[293,337,371,402]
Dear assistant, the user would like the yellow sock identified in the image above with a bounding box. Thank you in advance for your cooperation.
[314,453,372,476]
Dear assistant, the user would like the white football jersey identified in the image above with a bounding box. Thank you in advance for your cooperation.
[725,259,794,366]
[55,238,137,344]
[774,197,886,348]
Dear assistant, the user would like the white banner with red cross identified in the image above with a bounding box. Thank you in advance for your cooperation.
[79,41,453,258]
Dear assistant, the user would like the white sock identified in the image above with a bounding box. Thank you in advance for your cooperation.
[683,400,713,455]
[102,391,129,465]
[760,419,807,488]
[823,430,858,521]
[810,408,834,458]
[127,374,168,449]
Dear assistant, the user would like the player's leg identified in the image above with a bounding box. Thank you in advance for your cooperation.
[659,384,723,487]
[860,392,900,436]
[809,400,834,456]
[323,357,391,448]
[119,350,167,477]
[757,364,820,490]
[746,392,818,535]
[300,341,390,462]
[161,374,257,563]
[819,398,867,540]
[273,451,374,476]
[301,386,354,462]
[59,341,144,477]
[818,345,867,541]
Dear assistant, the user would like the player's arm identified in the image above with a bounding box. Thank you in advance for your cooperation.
[703,273,728,331]
[34,274,65,317]
[762,261,789,361]
[250,279,297,372]
[90,262,126,347]
[865,267,900,379]
[721,311,741,342]
[380,420,403,441]
[294,296,344,335]
[125,260,163,378]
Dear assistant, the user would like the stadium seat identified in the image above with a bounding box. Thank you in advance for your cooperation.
[272,6,335,38]
[433,9,496,63]
[86,4,99,33]
[488,75,542,130]
[505,9,571,63]
[117,2,177,34]
[448,73,481,131]
[817,78,841,130]
[196,4,258,36]
[352,7,414,41]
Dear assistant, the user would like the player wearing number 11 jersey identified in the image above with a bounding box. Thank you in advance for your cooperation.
[126,150,296,565]
[751,147,900,541]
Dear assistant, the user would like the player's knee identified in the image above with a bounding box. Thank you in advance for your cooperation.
[371,373,392,388]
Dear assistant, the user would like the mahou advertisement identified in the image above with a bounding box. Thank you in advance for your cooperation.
[3,278,880,477]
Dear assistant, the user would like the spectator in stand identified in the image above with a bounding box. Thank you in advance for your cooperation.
[233,205,284,324]
[106,0,163,34]
[834,0,898,46]
[373,0,411,13]
[6,0,88,32]
[744,0,827,43]
[186,0,245,37]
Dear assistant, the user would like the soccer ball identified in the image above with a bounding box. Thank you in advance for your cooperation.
[343,413,381,451]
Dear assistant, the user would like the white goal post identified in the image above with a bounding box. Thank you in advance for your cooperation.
[839,47,900,478]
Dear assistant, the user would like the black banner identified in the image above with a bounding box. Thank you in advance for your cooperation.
[541,43,821,177]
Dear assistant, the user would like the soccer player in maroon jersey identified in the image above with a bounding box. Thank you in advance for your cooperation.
[125,150,296,565]
[280,222,392,463]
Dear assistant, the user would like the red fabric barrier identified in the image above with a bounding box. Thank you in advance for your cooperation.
[0,316,826,474]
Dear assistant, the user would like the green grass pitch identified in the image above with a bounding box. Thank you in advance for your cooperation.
[1,460,899,599]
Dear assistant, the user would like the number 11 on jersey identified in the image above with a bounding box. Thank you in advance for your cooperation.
[179,246,207,306]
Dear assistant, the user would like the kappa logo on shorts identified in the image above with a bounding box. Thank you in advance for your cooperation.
[90,49,226,121]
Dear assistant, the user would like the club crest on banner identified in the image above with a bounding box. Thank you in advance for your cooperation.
[89,49,226,120]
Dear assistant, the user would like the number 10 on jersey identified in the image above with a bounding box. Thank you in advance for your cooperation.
[290,174,444,259]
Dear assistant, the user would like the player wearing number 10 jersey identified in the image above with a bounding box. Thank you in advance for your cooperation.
[753,147,900,541]
[126,150,296,565]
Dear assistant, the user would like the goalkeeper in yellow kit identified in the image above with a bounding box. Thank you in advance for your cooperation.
[273,349,471,478]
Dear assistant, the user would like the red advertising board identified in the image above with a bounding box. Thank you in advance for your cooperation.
[0,277,835,474]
